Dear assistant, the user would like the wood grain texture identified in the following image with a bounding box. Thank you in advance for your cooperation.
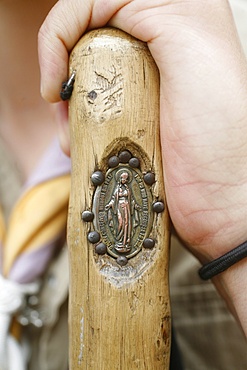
[68,28,170,369]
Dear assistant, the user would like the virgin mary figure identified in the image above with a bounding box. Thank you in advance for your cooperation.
[105,171,140,253]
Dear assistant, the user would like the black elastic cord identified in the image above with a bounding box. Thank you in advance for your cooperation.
[199,240,247,280]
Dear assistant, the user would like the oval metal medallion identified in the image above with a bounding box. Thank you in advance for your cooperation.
[92,165,153,260]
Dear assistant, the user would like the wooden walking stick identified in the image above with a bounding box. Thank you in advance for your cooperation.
[67,28,171,369]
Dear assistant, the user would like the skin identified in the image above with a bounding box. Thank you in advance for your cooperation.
[38,0,247,336]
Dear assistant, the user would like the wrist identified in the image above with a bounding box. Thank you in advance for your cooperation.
[212,259,247,337]
[199,240,247,280]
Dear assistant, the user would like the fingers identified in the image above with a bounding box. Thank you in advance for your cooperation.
[38,0,188,103]
[38,0,132,103]
[38,0,236,103]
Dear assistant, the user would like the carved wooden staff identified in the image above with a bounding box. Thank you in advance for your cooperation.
[67,28,170,369]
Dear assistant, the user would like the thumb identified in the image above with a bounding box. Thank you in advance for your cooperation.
[38,0,131,103]
[52,101,71,157]
[38,0,92,103]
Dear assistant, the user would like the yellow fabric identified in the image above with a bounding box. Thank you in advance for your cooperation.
[10,318,21,340]
[0,206,5,242]
[2,174,70,276]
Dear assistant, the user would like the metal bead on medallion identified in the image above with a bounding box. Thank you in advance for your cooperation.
[88,231,101,244]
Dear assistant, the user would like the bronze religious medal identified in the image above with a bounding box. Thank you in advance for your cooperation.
[82,148,164,266]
